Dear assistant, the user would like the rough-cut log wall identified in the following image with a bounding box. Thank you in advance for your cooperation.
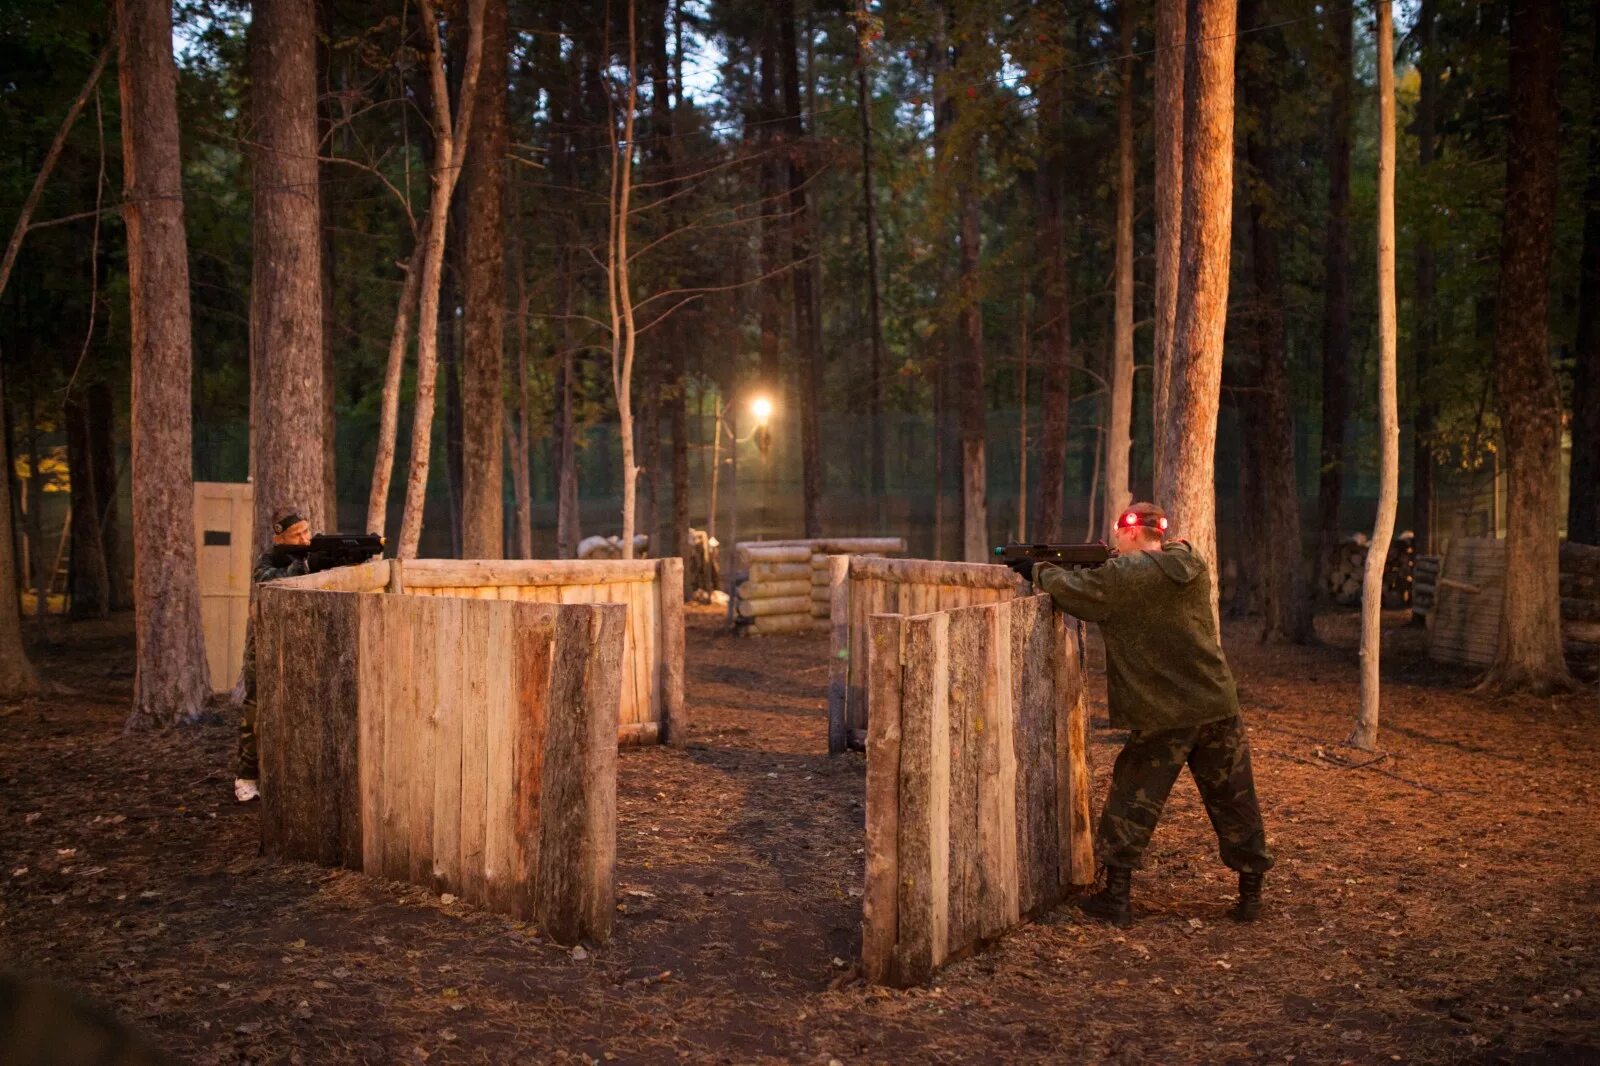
[863,595,1095,986]
[732,538,906,635]
[256,586,625,943]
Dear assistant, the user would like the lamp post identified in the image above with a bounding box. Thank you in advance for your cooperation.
[718,391,774,625]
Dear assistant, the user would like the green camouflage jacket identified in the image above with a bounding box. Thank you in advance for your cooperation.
[239,549,310,698]
[1032,541,1240,732]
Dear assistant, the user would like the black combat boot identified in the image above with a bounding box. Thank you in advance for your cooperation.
[1230,870,1264,922]
[1077,865,1133,927]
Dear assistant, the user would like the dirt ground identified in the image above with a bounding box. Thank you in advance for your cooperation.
[1,604,1597,1064]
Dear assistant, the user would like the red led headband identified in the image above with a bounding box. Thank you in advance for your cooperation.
[1118,511,1168,532]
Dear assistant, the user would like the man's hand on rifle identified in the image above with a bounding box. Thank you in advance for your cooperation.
[1004,558,1037,582]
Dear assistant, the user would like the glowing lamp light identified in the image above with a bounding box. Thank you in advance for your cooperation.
[751,396,774,424]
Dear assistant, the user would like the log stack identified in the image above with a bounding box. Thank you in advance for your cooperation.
[1561,541,1600,681]
[1412,554,1442,620]
[1325,531,1415,608]
[733,537,907,635]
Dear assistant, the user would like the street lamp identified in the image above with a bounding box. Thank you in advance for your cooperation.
[711,388,777,625]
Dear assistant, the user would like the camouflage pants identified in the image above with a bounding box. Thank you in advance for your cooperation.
[1097,715,1273,874]
[236,697,258,781]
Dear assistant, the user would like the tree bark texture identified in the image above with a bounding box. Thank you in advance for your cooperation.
[66,392,110,619]
[756,37,786,398]
[1484,0,1574,693]
[1567,0,1600,546]
[780,0,823,539]
[1033,60,1070,543]
[857,56,887,503]
[1353,0,1398,750]
[1412,0,1439,554]
[1105,0,1135,535]
[1155,0,1235,626]
[118,0,212,725]
[556,253,581,558]
[461,0,508,559]
[950,27,988,563]
[1151,0,1186,483]
[88,381,129,610]
[0,368,37,696]
[1240,0,1311,643]
[1316,1,1353,584]
[249,0,328,550]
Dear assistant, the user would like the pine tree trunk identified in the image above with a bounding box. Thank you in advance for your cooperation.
[1316,1,1353,588]
[118,0,212,726]
[461,0,507,560]
[1483,0,1575,694]
[556,252,581,558]
[609,0,641,559]
[950,27,987,563]
[1155,0,1235,627]
[65,393,110,619]
[0,368,36,696]
[1567,0,1600,546]
[1241,0,1311,643]
[1352,0,1399,750]
[508,232,534,559]
[442,252,465,556]
[757,37,786,397]
[1151,0,1186,483]
[249,0,327,550]
[1105,0,1135,533]
[1412,0,1439,555]
[780,0,823,539]
[857,56,887,507]
[1034,61,1070,543]
[88,381,129,610]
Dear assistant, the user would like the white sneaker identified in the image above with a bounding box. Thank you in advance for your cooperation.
[234,778,260,803]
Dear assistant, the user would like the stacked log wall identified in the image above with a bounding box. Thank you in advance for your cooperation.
[733,537,906,636]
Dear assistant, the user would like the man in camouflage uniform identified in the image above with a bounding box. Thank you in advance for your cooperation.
[233,507,312,803]
[1010,501,1273,925]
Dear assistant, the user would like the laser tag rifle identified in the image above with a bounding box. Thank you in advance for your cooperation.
[992,542,1116,581]
[280,532,386,574]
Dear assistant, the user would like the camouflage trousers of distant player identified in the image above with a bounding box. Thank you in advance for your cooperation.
[1096,715,1274,875]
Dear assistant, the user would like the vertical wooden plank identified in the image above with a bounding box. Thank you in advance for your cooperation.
[827,556,851,755]
[847,568,871,737]
[508,604,555,919]
[656,559,687,747]
[358,593,388,874]
[894,612,950,985]
[458,598,492,907]
[862,613,905,984]
[379,594,412,881]
[944,605,982,958]
[255,589,290,858]
[535,603,624,944]
[484,602,521,913]
[977,602,1020,937]
[1009,595,1060,916]
[321,591,362,869]
[1055,614,1096,888]
[407,596,437,887]
[630,579,653,728]
[431,596,465,892]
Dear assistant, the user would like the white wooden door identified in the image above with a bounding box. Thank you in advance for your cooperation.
[194,482,254,693]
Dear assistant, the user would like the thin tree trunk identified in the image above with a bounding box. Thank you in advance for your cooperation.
[118,0,212,726]
[65,393,110,619]
[1017,285,1029,541]
[780,0,823,539]
[442,235,465,556]
[857,52,887,508]
[1151,0,1185,483]
[1567,0,1600,546]
[950,24,987,562]
[397,0,485,560]
[609,0,641,559]
[249,0,327,550]
[88,381,128,609]
[1483,0,1575,693]
[0,366,36,696]
[1352,0,1398,750]
[461,0,508,559]
[556,249,581,558]
[1034,52,1071,543]
[1316,1,1353,589]
[1241,0,1311,643]
[365,242,425,536]
[1105,0,1135,532]
[1155,0,1235,627]
[509,235,534,559]
[1412,0,1439,555]
[757,36,786,397]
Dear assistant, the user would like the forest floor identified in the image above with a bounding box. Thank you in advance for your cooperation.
[1,603,1598,1064]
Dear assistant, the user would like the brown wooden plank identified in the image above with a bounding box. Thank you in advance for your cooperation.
[358,593,388,874]
[508,603,556,919]
[406,595,438,887]
[457,598,493,907]
[402,558,657,587]
[483,602,522,913]
[944,604,983,957]
[847,570,872,737]
[431,595,465,892]
[320,591,363,869]
[1009,595,1060,916]
[657,558,687,747]
[976,602,1020,938]
[535,603,625,944]
[1055,614,1095,887]
[894,612,951,986]
[255,589,291,859]
[862,613,905,984]
[378,594,412,881]
[827,555,851,754]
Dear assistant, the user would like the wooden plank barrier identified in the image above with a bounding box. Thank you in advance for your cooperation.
[733,537,906,636]
[256,584,624,942]
[827,556,1021,755]
[276,557,687,747]
[862,595,1095,986]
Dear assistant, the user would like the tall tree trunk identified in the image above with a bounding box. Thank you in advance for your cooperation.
[1484,0,1575,693]
[88,381,129,609]
[779,0,823,538]
[65,392,110,619]
[1033,60,1071,543]
[857,50,887,508]
[556,251,581,558]
[0,367,36,696]
[442,252,465,556]
[508,237,534,560]
[608,0,641,559]
[1105,0,1136,533]
[1352,0,1399,750]
[949,26,988,563]
[1412,0,1439,555]
[461,0,507,559]
[1567,0,1600,546]
[1241,0,1311,643]
[118,0,212,726]
[1151,0,1185,483]
[364,243,424,537]
[1155,0,1235,626]
[1316,1,1353,588]
[249,0,327,551]
[397,0,484,560]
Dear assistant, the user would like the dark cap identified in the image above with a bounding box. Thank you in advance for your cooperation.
[271,507,307,535]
